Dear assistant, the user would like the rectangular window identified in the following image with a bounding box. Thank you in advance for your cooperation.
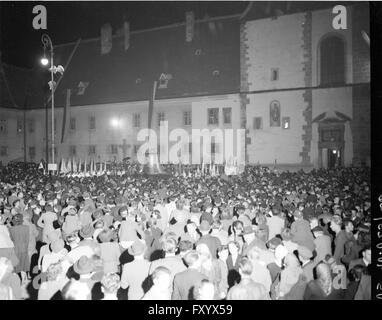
[0,120,7,134]
[29,146,36,159]
[271,68,279,81]
[133,113,141,128]
[28,119,35,133]
[157,112,165,126]
[69,145,77,156]
[89,116,96,130]
[88,145,96,155]
[223,108,232,124]
[16,119,23,134]
[211,142,218,154]
[282,117,290,129]
[111,144,118,154]
[253,117,263,130]
[70,117,76,131]
[208,108,219,125]
[183,111,192,126]
[0,146,7,156]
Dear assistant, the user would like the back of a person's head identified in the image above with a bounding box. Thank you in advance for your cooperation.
[152,266,171,282]
[247,246,261,261]
[348,265,365,282]
[194,279,215,300]
[238,257,253,276]
[178,240,193,254]
[184,250,199,268]
[62,280,91,300]
[162,237,178,254]
[101,273,121,294]
[46,262,63,282]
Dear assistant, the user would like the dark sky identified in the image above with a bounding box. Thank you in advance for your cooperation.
[0,1,248,68]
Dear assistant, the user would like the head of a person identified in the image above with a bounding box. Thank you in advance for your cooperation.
[232,220,244,236]
[348,265,365,282]
[362,246,371,265]
[151,266,172,291]
[315,262,333,295]
[183,250,200,269]
[330,215,343,233]
[186,222,197,234]
[178,240,193,256]
[162,237,178,255]
[46,262,63,282]
[238,257,253,278]
[343,219,354,233]
[196,243,212,262]
[101,273,121,295]
[194,279,215,300]
[62,280,91,300]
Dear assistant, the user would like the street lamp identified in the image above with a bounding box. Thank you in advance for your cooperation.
[41,34,64,168]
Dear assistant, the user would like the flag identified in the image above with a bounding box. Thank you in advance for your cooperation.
[104,160,107,173]
[61,89,71,143]
[148,81,157,130]
[84,159,87,174]
[38,161,44,170]
[124,21,130,51]
[78,159,82,172]
[60,158,67,174]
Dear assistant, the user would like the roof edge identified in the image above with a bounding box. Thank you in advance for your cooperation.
[55,13,241,49]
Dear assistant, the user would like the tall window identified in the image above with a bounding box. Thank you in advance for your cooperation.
[157,112,165,126]
[320,36,345,85]
[208,108,219,125]
[88,145,96,155]
[16,119,23,134]
[0,120,7,134]
[29,146,35,159]
[69,145,77,156]
[183,111,191,126]
[89,116,96,130]
[110,144,118,154]
[253,117,263,130]
[133,113,141,128]
[223,108,232,125]
[28,119,35,133]
[70,117,76,131]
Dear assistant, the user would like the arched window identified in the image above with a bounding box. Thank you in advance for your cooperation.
[320,36,345,85]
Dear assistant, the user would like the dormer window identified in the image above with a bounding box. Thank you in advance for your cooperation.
[195,49,202,56]
[77,81,89,95]
[135,78,142,84]
[212,70,220,77]
[158,73,172,89]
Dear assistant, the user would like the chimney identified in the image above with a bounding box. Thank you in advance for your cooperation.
[101,23,112,55]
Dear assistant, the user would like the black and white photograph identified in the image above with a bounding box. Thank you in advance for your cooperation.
[0,1,376,303]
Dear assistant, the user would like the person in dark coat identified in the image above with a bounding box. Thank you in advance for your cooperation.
[172,250,207,300]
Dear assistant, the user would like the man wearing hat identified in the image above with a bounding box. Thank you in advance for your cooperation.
[119,209,144,249]
[242,225,267,256]
[72,255,97,292]
[290,210,316,253]
[120,240,150,300]
[297,245,315,283]
[41,239,68,272]
[196,220,221,258]
[266,208,285,240]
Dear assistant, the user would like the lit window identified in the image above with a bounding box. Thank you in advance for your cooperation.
[282,117,290,129]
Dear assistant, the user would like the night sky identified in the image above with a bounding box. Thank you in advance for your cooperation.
[0,1,248,68]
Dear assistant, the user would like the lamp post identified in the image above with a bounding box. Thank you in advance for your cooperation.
[41,34,64,168]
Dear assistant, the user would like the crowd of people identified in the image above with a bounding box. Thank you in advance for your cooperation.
[0,161,371,300]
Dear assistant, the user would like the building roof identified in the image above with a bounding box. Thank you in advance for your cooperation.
[52,16,240,108]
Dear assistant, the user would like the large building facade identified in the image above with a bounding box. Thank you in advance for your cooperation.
[0,2,370,169]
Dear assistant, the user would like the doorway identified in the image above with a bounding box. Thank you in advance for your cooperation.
[327,148,342,168]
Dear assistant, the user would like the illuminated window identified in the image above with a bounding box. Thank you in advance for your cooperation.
[133,113,141,128]
[183,111,192,126]
[282,117,290,129]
